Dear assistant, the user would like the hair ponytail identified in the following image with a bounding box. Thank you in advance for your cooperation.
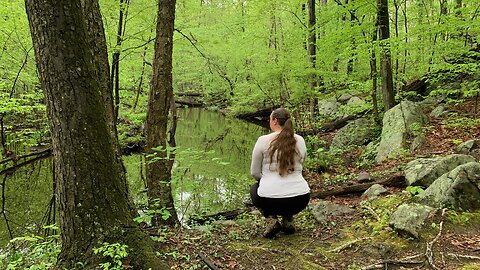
[268,108,298,176]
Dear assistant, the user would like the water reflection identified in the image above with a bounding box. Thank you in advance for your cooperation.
[126,107,264,223]
[0,108,265,244]
[0,158,54,245]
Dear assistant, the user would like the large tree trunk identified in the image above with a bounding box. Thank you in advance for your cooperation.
[25,0,166,269]
[377,0,395,111]
[145,0,179,227]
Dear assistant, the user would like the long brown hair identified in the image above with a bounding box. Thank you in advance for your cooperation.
[268,108,297,176]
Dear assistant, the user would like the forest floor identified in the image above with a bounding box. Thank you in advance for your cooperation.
[156,98,480,270]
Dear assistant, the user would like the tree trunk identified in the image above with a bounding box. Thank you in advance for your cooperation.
[370,20,380,123]
[145,0,179,227]
[346,0,356,75]
[25,0,166,269]
[308,0,318,118]
[111,0,130,122]
[401,0,408,74]
[377,0,395,111]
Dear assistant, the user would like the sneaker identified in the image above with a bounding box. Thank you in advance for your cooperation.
[263,217,281,239]
[281,216,296,235]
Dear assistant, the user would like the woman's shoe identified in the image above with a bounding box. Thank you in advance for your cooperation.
[263,217,281,238]
[281,216,296,235]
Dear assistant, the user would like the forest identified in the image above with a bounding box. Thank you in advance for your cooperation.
[0,0,480,269]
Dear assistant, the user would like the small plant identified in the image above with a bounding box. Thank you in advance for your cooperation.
[93,242,128,270]
[405,186,425,196]
[0,225,60,269]
[451,138,463,145]
[134,206,173,225]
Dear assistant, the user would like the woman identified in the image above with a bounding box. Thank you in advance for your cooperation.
[250,108,310,238]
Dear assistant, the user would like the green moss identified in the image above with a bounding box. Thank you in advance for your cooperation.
[447,210,480,225]
[458,265,480,270]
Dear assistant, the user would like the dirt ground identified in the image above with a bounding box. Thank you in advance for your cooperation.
[155,98,480,270]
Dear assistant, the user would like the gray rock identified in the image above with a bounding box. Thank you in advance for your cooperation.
[389,203,436,238]
[416,162,480,210]
[405,154,476,187]
[318,98,339,117]
[455,140,480,160]
[376,101,427,163]
[430,104,447,118]
[421,96,445,107]
[310,200,354,224]
[361,184,388,200]
[330,118,377,151]
[410,134,426,152]
[347,96,365,106]
[338,93,353,103]
[357,172,371,183]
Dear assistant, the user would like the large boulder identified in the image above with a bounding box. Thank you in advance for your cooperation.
[318,98,339,118]
[375,101,427,163]
[416,162,480,210]
[455,140,480,160]
[405,154,476,187]
[389,203,436,238]
[310,200,354,225]
[330,118,378,151]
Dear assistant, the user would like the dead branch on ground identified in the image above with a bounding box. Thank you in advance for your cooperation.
[425,208,447,270]
[197,251,221,270]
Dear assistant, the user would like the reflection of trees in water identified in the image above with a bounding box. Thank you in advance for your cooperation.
[0,109,261,243]
[0,157,54,245]
[166,108,262,220]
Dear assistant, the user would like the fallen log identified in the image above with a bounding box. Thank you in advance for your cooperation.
[310,172,406,199]
[298,108,372,136]
[235,107,277,120]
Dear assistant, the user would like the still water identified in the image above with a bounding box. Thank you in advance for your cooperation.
[0,108,264,245]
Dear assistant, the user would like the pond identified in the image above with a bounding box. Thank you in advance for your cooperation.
[0,108,265,245]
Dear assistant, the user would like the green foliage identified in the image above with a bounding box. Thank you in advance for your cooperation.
[304,135,338,171]
[134,206,173,225]
[441,114,480,131]
[93,242,128,270]
[405,186,425,196]
[358,194,410,234]
[0,225,60,270]
[447,210,480,225]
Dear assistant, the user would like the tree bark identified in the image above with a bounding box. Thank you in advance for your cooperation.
[377,0,395,111]
[308,0,318,117]
[25,0,167,269]
[145,0,179,227]
[111,0,130,122]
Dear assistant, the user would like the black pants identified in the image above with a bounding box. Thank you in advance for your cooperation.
[250,182,310,218]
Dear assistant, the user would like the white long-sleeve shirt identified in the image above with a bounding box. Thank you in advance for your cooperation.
[250,131,310,198]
